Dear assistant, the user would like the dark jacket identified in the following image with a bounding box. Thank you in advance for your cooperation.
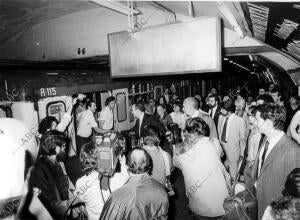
[30,157,68,220]
[132,113,166,138]
[100,174,169,220]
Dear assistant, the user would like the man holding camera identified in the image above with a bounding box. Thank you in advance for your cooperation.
[100,147,169,220]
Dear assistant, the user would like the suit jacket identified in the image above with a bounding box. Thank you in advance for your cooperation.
[132,113,166,139]
[218,114,246,161]
[251,135,300,219]
[212,106,221,128]
[193,110,218,139]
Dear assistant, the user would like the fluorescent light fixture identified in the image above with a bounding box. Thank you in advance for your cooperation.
[89,0,140,16]
[217,2,245,39]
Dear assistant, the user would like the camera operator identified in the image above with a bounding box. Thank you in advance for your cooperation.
[75,142,128,220]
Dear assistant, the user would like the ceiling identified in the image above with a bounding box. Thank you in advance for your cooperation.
[0,1,299,85]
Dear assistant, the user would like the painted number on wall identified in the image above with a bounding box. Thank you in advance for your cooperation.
[40,87,56,97]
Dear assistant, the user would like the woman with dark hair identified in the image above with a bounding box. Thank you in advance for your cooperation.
[173,117,230,219]
[262,168,300,220]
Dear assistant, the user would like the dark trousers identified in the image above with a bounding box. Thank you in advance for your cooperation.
[76,135,91,155]
[193,213,225,220]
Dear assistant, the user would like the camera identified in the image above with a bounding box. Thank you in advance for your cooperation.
[94,131,126,176]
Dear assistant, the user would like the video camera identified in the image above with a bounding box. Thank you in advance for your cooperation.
[94,131,126,176]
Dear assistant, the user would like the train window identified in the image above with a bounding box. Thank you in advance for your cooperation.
[116,92,127,123]
[46,101,66,122]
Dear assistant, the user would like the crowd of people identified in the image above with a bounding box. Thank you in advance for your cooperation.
[1,83,300,220]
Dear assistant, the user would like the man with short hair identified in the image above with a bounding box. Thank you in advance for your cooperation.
[208,94,221,128]
[76,101,105,154]
[100,147,169,220]
[250,104,300,219]
[131,100,166,139]
[98,96,115,130]
[270,88,284,106]
[183,97,218,139]
[218,99,246,180]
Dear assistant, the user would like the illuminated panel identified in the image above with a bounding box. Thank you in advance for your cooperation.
[108,17,221,78]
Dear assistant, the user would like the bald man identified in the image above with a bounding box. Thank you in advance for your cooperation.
[183,97,218,139]
[100,147,169,220]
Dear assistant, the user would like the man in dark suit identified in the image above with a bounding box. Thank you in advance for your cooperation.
[131,100,166,140]
[249,104,300,219]
[208,94,221,128]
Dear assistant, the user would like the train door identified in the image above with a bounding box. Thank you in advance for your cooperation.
[112,88,129,131]
[37,96,76,156]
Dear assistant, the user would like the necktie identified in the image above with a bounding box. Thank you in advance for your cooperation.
[210,110,213,118]
[221,117,229,142]
[260,141,269,170]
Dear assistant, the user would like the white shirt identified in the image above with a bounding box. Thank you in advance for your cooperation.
[77,109,98,137]
[98,106,114,130]
[220,114,234,142]
[208,105,217,118]
[257,131,284,176]
[76,171,128,220]
[56,112,72,132]
[138,112,145,135]
[170,112,186,130]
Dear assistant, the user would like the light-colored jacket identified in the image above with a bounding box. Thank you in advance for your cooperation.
[218,114,246,161]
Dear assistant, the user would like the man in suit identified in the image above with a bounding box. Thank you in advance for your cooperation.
[131,100,166,140]
[250,103,300,219]
[183,97,218,139]
[208,94,221,128]
[218,99,246,180]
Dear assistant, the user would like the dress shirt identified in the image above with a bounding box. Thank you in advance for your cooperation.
[77,109,98,137]
[98,106,114,130]
[208,106,217,119]
[257,131,284,176]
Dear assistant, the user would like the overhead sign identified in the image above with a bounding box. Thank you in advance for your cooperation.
[108,17,221,78]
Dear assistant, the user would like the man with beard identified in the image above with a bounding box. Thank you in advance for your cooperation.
[208,94,221,128]
[217,99,246,181]
[31,130,82,219]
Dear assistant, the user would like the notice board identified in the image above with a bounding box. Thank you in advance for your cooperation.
[108,17,221,78]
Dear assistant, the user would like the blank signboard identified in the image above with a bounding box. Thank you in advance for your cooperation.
[108,17,221,78]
